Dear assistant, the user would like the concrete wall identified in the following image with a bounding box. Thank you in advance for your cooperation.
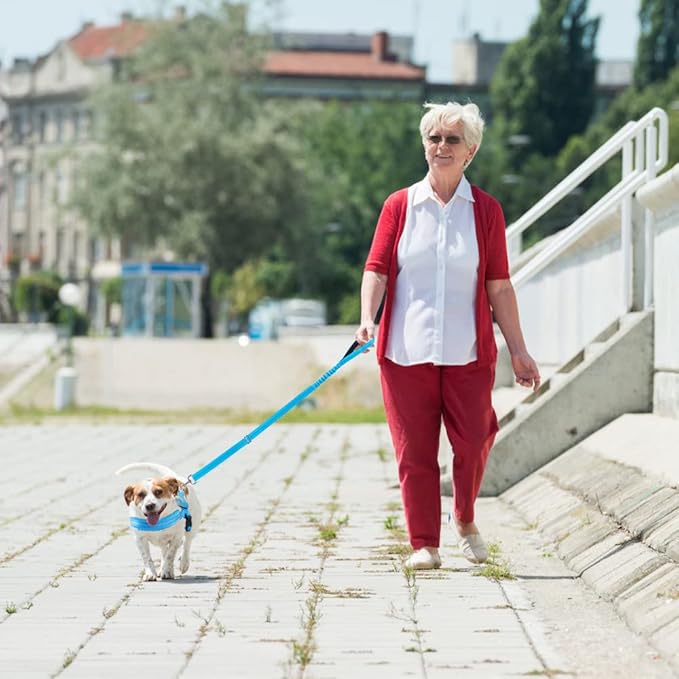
[72,330,382,412]
[513,212,624,366]
[637,164,679,417]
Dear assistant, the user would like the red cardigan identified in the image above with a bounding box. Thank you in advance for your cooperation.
[364,184,510,366]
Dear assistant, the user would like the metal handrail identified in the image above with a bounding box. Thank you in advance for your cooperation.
[512,168,645,289]
[506,107,668,257]
[508,107,669,312]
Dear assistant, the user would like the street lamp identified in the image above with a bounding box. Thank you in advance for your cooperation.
[58,282,80,365]
[54,282,81,410]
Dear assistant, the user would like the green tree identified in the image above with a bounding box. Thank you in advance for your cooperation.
[635,0,679,89]
[491,0,600,157]
[72,3,314,275]
[301,100,425,322]
[556,65,679,208]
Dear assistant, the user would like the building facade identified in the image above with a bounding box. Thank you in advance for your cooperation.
[0,14,426,325]
[0,12,632,326]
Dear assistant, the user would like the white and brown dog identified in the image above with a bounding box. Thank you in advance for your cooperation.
[116,463,202,581]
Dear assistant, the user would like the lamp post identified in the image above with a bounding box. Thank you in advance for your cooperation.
[54,282,81,411]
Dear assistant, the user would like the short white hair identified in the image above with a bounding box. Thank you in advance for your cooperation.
[419,101,485,150]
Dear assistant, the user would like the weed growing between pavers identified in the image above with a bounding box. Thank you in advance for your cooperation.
[177,431,321,675]
[284,438,351,678]
[0,527,129,626]
[473,542,516,581]
[380,511,435,665]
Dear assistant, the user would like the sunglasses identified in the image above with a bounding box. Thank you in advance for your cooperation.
[426,134,464,145]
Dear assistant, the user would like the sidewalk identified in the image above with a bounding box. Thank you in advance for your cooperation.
[0,423,675,678]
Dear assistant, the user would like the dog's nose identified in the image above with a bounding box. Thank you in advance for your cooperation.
[145,502,156,511]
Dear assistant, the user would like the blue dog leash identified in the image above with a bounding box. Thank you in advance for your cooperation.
[185,337,375,485]
[129,337,375,532]
[129,488,192,532]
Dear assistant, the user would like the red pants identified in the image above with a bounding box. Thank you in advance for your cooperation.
[380,359,498,549]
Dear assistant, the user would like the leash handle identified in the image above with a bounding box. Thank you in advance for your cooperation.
[343,294,385,359]
[187,337,375,484]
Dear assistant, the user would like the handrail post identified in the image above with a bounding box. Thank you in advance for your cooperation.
[621,140,634,314]
[644,123,658,309]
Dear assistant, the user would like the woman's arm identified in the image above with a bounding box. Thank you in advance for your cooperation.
[355,270,387,345]
[486,278,541,391]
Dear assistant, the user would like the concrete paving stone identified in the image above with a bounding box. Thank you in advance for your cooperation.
[580,542,668,600]
[622,488,679,535]
[596,475,665,518]
[557,514,619,565]
[576,462,643,505]
[2,423,678,677]
[565,528,630,574]
[650,616,679,670]
[617,565,679,636]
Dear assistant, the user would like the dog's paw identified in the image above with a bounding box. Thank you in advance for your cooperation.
[143,570,159,582]
[160,570,175,580]
[180,556,190,574]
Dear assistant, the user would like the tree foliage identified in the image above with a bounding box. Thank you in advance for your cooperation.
[491,0,600,157]
[635,0,679,89]
[73,3,315,275]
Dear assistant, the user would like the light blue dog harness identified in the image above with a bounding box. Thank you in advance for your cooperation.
[129,488,192,532]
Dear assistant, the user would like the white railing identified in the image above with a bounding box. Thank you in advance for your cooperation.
[508,107,668,314]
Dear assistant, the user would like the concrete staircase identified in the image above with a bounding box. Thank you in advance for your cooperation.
[441,311,654,497]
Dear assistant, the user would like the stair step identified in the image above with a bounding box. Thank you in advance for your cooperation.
[549,372,570,387]
[584,341,607,360]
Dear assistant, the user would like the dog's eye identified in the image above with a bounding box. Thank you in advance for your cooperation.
[137,490,147,500]
[153,488,163,498]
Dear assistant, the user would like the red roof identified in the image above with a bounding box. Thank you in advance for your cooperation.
[67,21,424,81]
[265,50,424,80]
[69,22,149,61]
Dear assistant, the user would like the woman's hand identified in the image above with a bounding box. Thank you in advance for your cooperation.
[354,321,376,346]
[511,351,541,391]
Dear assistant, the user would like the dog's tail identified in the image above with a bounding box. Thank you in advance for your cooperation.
[115,462,184,481]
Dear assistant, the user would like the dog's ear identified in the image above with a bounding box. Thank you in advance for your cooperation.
[163,477,180,496]
[124,485,136,506]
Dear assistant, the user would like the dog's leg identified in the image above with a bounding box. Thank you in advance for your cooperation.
[161,538,181,579]
[180,533,194,574]
[136,536,158,581]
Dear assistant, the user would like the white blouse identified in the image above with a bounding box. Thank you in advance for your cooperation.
[385,174,479,366]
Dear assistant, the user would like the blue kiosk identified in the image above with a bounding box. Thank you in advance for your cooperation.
[121,261,208,338]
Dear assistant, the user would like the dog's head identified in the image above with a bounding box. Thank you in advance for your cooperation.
[124,476,186,526]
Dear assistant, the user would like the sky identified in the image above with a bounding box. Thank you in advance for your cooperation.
[0,0,640,83]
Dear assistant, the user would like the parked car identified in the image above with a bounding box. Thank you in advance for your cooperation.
[280,298,326,327]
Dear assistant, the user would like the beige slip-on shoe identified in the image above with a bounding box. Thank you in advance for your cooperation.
[458,533,488,564]
[405,547,442,570]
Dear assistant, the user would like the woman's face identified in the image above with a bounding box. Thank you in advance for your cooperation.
[423,120,476,175]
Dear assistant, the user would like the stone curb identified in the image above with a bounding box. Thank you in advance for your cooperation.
[502,444,679,673]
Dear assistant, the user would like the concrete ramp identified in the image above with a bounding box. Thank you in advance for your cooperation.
[480,310,653,495]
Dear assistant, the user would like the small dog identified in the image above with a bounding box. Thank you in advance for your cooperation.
[116,463,202,581]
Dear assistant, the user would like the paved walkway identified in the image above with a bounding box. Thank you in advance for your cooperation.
[0,424,676,678]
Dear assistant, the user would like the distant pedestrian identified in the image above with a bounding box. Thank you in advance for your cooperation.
[355,101,540,570]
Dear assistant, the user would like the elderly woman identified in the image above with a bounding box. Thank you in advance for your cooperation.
[355,101,540,570]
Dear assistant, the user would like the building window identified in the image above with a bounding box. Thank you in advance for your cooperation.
[14,172,28,210]
[56,228,65,269]
[39,111,48,142]
[38,172,47,207]
[82,110,94,139]
[56,166,68,205]
[55,109,64,143]
[11,114,23,144]
[72,231,81,277]
[72,110,81,140]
